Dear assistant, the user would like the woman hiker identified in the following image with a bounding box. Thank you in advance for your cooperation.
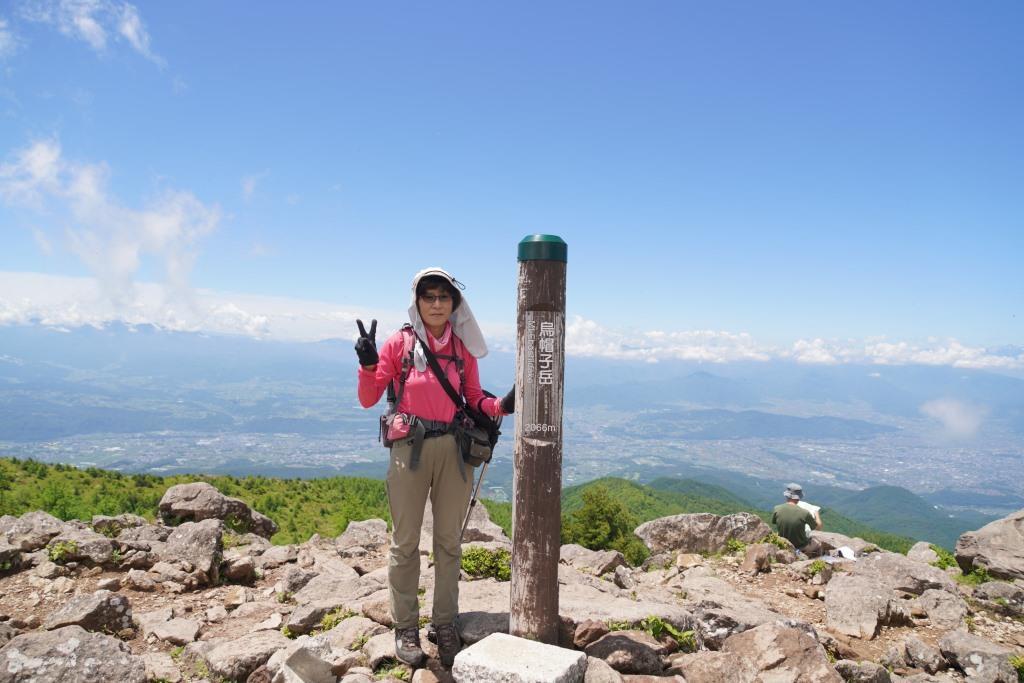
[354,267,514,668]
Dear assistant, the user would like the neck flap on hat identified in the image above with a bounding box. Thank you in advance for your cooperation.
[408,267,488,364]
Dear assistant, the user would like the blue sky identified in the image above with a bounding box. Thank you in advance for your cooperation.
[1,2,1022,370]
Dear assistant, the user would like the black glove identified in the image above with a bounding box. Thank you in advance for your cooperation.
[500,385,515,414]
[354,319,378,367]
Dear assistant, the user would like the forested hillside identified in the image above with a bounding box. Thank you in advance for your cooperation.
[0,458,914,554]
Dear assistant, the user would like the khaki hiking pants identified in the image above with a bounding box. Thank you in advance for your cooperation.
[386,433,474,630]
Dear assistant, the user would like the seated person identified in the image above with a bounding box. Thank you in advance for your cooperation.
[772,483,823,557]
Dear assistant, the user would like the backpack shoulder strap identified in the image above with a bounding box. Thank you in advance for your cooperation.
[386,324,417,409]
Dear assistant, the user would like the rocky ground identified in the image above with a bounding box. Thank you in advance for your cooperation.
[1,481,1024,682]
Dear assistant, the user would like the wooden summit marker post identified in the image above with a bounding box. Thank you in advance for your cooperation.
[510,234,567,644]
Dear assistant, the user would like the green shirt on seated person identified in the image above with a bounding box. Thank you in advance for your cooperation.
[772,502,815,549]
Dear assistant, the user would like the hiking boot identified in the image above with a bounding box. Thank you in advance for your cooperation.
[394,626,425,667]
[435,622,462,668]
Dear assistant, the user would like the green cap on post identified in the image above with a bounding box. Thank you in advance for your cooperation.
[518,234,568,262]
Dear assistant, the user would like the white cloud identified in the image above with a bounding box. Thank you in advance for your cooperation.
[787,337,1024,371]
[0,17,20,59]
[0,272,398,342]
[920,398,988,439]
[19,0,162,64]
[566,316,773,363]
[0,138,221,311]
[241,171,269,202]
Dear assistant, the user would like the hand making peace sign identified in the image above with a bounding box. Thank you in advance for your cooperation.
[354,318,379,368]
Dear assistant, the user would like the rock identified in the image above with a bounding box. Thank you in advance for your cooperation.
[117,523,171,543]
[914,588,968,629]
[200,630,292,682]
[824,574,910,639]
[938,629,1016,683]
[560,544,627,576]
[0,625,146,682]
[277,566,316,596]
[850,552,957,596]
[811,531,877,556]
[634,512,772,555]
[224,554,257,583]
[739,543,775,575]
[97,577,121,590]
[584,631,665,675]
[452,632,587,682]
[273,643,336,683]
[457,611,509,645]
[336,519,389,552]
[317,615,388,651]
[362,631,399,669]
[161,518,224,584]
[677,574,781,648]
[584,657,625,683]
[43,589,134,633]
[955,508,1024,580]
[159,481,278,538]
[613,566,634,590]
[206,604,229,622]
[721,623,842,682]
[124,568,157,591]
[91,513,147,537]
[142,652,182,683]
[675,553,703,570]
[665,651,757,682]
[904,635,946,674]
[0,510,65,551]
[286,601,345,636]
[225,585,249,608]
[0,541,20,575]
[45,527,116,565]
[907,542,940,565]
[574,619,610,649]
[291,568,364,605]
[974,581,1024,616]
[151,617,201,645]
[259,544,298,570]
[0,624,17,648]
[833,659,893,682]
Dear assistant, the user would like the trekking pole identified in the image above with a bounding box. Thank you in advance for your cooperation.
[459,460,489,545]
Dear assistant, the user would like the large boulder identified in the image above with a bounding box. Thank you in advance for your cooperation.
[584,630,666,675]
[721,623,843,682]
[665,651,757,682]
[824,574,910,639]
[907,541,940,564]
[634,512,772,555]
[560,544,627,576]
[45,527,116,565]
[914,588,968,630]
[955,508,1024,580]
[0,625,146,682]
[43,589,133,634]
[336,519,389,554]
[677,574,783,649]
[197,630,292,681]
[159,518,224,584]
[1,511,65,551]
[158,482,278,539]
[849,551,957,595]
[938,629,1017,683]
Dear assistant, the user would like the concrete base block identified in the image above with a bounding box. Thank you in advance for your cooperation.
[452,632,587,683]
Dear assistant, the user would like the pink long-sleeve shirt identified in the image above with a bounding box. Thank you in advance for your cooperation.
[358,324,502,422]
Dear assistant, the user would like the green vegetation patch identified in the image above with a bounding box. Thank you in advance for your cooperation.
[461,546,511,582]
[48,540,78,564]
[1008,654,1024,682]
[957,566,992,586]
[316,608,356,633]
[807,559,828,577]
[606,616,696,652]
[929,544,959,571]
